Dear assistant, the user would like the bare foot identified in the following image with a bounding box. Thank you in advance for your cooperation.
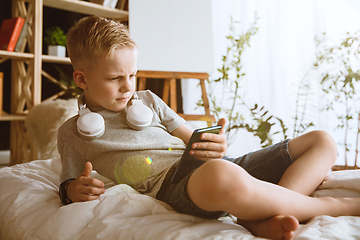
[237,215,299,240]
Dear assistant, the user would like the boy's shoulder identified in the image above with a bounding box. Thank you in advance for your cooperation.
[136,89,156,100]
[136,90,165,107]
[58,114,79,138]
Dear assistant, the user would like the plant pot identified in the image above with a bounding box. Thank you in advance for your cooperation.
[331,165,360,171]
[48,45,66,58]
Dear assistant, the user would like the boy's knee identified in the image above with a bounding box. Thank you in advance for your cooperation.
[310,130,337,160]
[312,131,337,149]
[188,160,250,208]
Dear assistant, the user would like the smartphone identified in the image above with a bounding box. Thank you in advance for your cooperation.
[170,125,222,184]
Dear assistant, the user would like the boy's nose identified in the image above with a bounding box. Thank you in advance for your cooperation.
[120,78,132,92]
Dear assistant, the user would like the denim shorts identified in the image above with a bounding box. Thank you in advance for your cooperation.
[156,139,293,219]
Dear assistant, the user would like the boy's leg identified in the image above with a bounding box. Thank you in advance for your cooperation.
[236,130,338,238]
[183,130,340,239]
[187,160,360,238]
[235,130,338,238]
[188,160,360,221]
[278,130,337,195]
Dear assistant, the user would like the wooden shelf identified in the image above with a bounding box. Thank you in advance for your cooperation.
[43,0,129,20]
[0,112,27,121]
[0,50,34,61]
[42,55,71,64]
[137,71,209,79]
[0,51,72,64]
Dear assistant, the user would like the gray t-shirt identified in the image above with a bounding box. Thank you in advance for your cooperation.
[58,90,186,198]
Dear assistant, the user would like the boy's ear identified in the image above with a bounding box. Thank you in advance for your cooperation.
[73,70,87,90]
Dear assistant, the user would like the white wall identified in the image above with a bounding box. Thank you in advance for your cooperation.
[129,0,214,73]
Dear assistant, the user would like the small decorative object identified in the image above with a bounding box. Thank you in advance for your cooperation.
[44,26,67,57]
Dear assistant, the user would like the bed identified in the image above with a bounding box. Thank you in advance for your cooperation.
[1,157,360,240]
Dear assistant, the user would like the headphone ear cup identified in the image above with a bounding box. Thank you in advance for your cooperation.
[126,99,153,130]
[77,109,105,139]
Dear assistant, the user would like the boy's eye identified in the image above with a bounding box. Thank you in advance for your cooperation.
[108,74,136,80]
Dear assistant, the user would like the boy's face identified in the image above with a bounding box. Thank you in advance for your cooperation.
[80,48,138,112]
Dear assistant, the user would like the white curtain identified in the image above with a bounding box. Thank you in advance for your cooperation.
[181,0,360,165]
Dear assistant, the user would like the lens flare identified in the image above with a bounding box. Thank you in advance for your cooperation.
[199,116,212,122]
[168,148,173,151]
[114,154,153,185]
[145,157,152,165]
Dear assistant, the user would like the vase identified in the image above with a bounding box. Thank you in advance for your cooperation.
[48,45,66,58]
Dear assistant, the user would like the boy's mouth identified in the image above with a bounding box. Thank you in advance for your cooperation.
[117,96,130,102]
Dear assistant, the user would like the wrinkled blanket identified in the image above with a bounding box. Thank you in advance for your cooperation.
[0,158,360,240]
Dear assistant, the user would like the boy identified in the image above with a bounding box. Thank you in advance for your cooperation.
[58,16,360,240]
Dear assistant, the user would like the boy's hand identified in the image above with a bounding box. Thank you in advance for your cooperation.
[189,118,228,161]
[67,162,105,202]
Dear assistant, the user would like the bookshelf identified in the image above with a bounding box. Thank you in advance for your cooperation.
[0,0,128,164]
[43,0,128,20]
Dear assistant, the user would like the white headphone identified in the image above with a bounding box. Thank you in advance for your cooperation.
[76,93,153,139]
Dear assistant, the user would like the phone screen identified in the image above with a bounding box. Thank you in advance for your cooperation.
[170,125,222,183]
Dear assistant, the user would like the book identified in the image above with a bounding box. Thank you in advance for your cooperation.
[14,21,29,52]
[108,0,118,9]
[116,0,126,10]
[0,17,25,52]
[89,0,104,4]
[102,0,110,7]
[89,0,118,9]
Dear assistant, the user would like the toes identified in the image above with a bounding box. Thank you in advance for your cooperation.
[283,231,294,240]
[281,216,299,232]
[236,215,299,240]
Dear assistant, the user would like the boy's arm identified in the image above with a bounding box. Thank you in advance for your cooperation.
[171,118,228,161]
[65,162,105,203]
[171,123,193,145]
[57,119,105,204]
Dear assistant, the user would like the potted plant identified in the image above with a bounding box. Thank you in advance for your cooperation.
[44,26,67,57]
[196,13,319,157]
[315,30,360,170]
[197,15,293,147]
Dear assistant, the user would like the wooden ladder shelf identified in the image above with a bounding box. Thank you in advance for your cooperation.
[136,71,215,126]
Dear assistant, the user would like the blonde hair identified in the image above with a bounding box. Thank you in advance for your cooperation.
[67,16,137,69]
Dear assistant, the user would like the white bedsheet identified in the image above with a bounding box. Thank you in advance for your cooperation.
[0,158,360,240]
